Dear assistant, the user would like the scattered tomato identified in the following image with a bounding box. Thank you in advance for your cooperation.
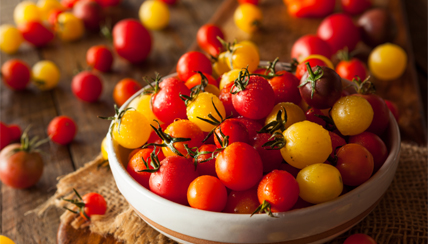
[197,24,224,57]
[48,116,77,145]
[1,59,31,91]
[86,45,114,72]
[71,71,103,103]
[234,3,262,33]
[0,122,11,150]
[8,124,22,142]
[368,43,407,80]
[284,0,335,18]
[139,0,170,30]
[291,35,332,62]
[73,0,103,31]
[56,12,85,42]
[18,21,55,47]
[32,60,61,90]
[0,25,22,54]
[14,1,41,25]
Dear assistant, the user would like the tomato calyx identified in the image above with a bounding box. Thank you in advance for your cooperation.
[100,19,113,42]
[336,47,352,62]
[138,146,162,173]
[298,62,324,99]
[180,71,209,106]
[12,126,49,154]
[62,188,91,220]
[142,73,162,95]
[197,98,229,142]
[230,68,251,94]
[98,105,135,135]
[183,144,214,169]
[251,200,276,218]
[258,107,288,134]
[313,113,337,131]
[351,76,376,95]
[262,132,286,150]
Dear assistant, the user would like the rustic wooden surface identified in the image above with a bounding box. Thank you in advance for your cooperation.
[0,0,426,243]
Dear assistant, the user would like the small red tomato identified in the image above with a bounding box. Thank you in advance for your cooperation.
[162,119,205,158]
[18,21,54,47]
[349,131,388,172]
[8,124,22,142]
[235,116,263,142]
[344,233,377,244]
[284,0,335,18]
[257,170,299,213]
[71,71,103,102]
[253,133,283,173]
[159,0,177,5]
[317,13,360,53]
[291,35,332,62]
[305,108,326,127]
[295,58,328,80]
[384,99,399,121]
[73,0,103,30]
[218,82,239,118]
[223,187,259,214]
[329,131,346,158]
[238,0,259,4]
[0,122,11,150]
[336,143,374,186]
[95,0,121,7]
[341,0,372,15]
[113,19,152,63]
[126,147,165,189]
[268,71,301,105]
[196,144,217,177]
[113,78,142,107]
[1,59,31,91]
[147,124,169,144]
[187,175,227,212]
[354,93,390,135]
[48,116,77,145]
[86,45,113,72]
[176,51,212,82]
[197,24,224,57]
[336,56,367,81]
[81,192,107,220]
[214,119,250,148]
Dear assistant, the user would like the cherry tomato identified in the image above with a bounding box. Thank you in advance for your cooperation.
[139,0,169,30]
[94,0,121,8]
[127,147,165,189]
[213,52,231,78]
[86,45,113,72]
[37,0,63,20]
[47,116,77,145]
[0,122,11,150]
[176,51,212,82]
[253,133,283,173]
[284,0,335,18]
[234,3,262,33]
[159,0,177,5]
[329,131,346,158]
[279,162,300,178]
[197,24,224,57]
[354,93,389,136]
[8,124,21,142]
[331,95,374,136]
[195,144,217,176]
[113,19,152,63]
[218,82,239,118]
[226,41,260,73]
[317,13,360,53]
[384,99,399,121]
[73,0,103,31]
[128,93,163,127]
[269,71,301,105]
[1,59,31,91]
[71,71,103,103]
[291,35,332,63]
[368,43,407,80]
[296,163,343,204]
[149,155,199,205]
[56,12,84,42]
[344,233,377,244]
[216,142,263,191]
[113,78,142,107]
[80,192,107,220]
[18,21,54,47]
[336,143,374,186]
[238,0,259,4]
[186,92,226,133]
[161,119,204,157]
[295,57,328,80]
[188,175,227,212]
[0,25,23,54]
[358,8,397,48]
[336,58,367,81]
[223,187,259,214]
[219,69,240,90]
[341,0,371,15]
[257,170,299,213]
[236,117,263,142]
[305,107,326,127]
[100,137,108,160]
[185,72,218,90]
[32,60,61,91]
[14,1,41,25]
[0,235,15,244]
[265,102,306,132]
[349,132,388,172]
[213,119,250,148]
[61,0,79,8]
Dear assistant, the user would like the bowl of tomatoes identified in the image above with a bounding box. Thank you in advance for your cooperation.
[106,61,401,244]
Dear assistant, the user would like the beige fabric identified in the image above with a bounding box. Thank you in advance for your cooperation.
[31,143,427,244]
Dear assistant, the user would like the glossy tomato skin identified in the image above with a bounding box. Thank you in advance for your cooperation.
[291,35,332,62]
[113,78,142,107]
[349,131,388,172]
[354,93,389,135]
[151,77,190,124]
[341,0,371,15]
[336,143,374,186]
[149,156,199,205]
[336,58,367,81]
[86,45,113,72]
[0,122,11,150]
[317,13,360,53]
[344,233,377,244]
[196,144,217,177]
[223,186,259,214]
[73,0,103,30]
[1,59,31,90]
[235,116,263,142]
[47,116,77,145]
[218,82,239,118]
[162,119,204,157]
[305,108,326,127]
[214,119,250,148]
[187,175,227,212]
[0,144,44,189]
[269,71,301,105]
[253,133,283,173]
[18,21,54,47]
[176,51,212,81]
[113,19,151,63]
[81,192,107,220]
[295,58,327,80]
[231,75,275,120]
[257,170,299,212]
[197,24,224,57]
[71,71,103,102]
[184,72,218,90]
[215,142,263,191]
[299,66,342,109]
[126,148,165,189]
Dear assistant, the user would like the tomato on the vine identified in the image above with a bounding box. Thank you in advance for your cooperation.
[1,59,31,91]
[71,71,103,103]
[63,189,107,220]
[160,119,204,157]
[195,144,217,176]
[188,175,227,212]
[113,78,142,107]
[47,116,77,145]
[264,102,306,132]
[185,72,218,90]
[186,91,226,133]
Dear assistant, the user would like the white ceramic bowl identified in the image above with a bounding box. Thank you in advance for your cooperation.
[106,64,401,244]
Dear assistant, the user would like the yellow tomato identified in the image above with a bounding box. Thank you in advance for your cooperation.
[331,95,374,136]
[0,235,15,244]
[101,137,109,160]
[32,60,60,90]
[186,92,226,132]
[265,102,306,132]
[212,52,230,78]
[368,43,407,80]
[219,69,241,90]
[139,0,169,30]
[128,94,163,127]
[226,41,260,73]
[0,25,22,54]
[204,84,220,97]
[14,1,41,25]
[296,163,343,204]
[281,121,332,169]
[234,3,262,33]
[56,12,84,41]
[112,110,151,149]
[37,0,63,20]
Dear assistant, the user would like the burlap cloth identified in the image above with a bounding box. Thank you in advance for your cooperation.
[31,142,427,244]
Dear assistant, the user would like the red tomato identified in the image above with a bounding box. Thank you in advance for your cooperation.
[0,122,11,150]
[341,0,372,15]
[253,133,283,173]
[8,124,21,142]
[187,175,227,212]
[238,0,259,4]
[149,155,199,205]
[113,78,142,107]
[295,58,327,80]
[185,72,218,90]
[94,0,121,7]
[18,21,54,47]
[213,119,250,148]
[1,59,31,91]
[151,77,190,124]
[354,93,390,135]
[268,71,301,105]
[257,170,299,213]
[336,58,367,81]
[235,117,263,142]
[73,0,103,30]
[61,0,79,8]
[81,192,107,220]
[195,144,217,177]
[317,13,360,53]
[113,19,152,63]
[86,45,113,72]
[47,116,77,145]
[329,131,346,158]
[231,75,275,120]
[336,143,374,186]
[344,233,377,244]
[284,0,335,18]
[71,71,103,102]
[384,99,399,121]
[291,35,332,62]
[197,24,224,57]
[215,142,263,191]
[126,147,165,188]
[305,108,326,127]
[349,131,388,172]
[162,119,204,157]
[218,82,239,118]
[223,187,259,214]
[147,124,169,144]
[159,0,177,5]
[176,51,212,82]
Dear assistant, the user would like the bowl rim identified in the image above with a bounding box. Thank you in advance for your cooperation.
[106,64,401,220]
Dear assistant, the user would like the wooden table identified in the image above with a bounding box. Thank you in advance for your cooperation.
[0,0,426,243]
